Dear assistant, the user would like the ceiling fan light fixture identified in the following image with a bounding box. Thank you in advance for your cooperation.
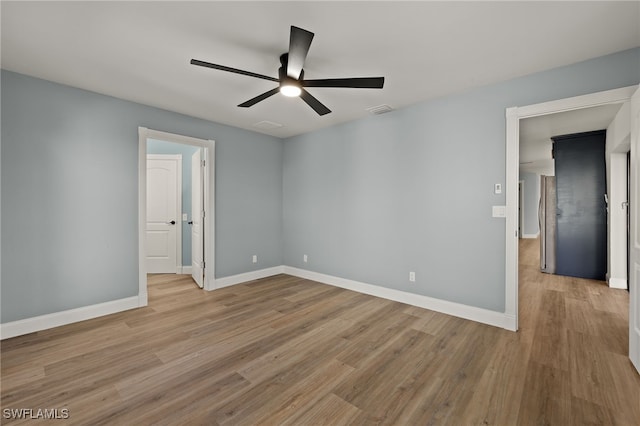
[280,82,301,97]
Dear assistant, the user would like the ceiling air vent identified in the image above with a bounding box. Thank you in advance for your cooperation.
[365,104,393,115]
[252,120,283,130]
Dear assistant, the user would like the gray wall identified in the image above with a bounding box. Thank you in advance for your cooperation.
[1,48,638,323]
[147,139,200,267]
[1,71,283,322]
[519,172,540,237]
[283,48,639,312]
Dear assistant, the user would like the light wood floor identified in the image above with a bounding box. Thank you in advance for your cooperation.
[2,240,639,425]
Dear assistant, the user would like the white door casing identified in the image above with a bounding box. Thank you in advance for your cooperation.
[629,86,640,374]
[146,155,182,274]
[191,149,204,288]
[505,85,638,332]
[138,127,215,304]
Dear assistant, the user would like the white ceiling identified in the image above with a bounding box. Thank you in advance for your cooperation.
[2,1,639,138]
[519,103,625,174]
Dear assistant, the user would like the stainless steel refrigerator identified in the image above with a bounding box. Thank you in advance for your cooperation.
[539,175,556,274]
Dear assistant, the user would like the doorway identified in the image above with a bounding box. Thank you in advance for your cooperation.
[505,85,637,331]
[138,128,215,304]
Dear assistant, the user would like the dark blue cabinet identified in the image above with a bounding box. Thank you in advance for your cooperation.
[552,130,607,281]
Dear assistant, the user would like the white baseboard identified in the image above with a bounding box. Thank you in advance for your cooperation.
[283,266,513,330]
[214,266,285,290]
[503,314,517,332]
[1,296,141,340]
[1,265,514,339]
[522,233,540,239]
[179,266,193,274]
[608,277,628,289]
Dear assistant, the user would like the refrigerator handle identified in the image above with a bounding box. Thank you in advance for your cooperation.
[538,192,543,234]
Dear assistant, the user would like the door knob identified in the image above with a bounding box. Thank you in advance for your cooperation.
[167,220,176,225]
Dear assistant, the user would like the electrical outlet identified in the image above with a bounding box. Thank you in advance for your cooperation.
[303,254,308,263]
[409,271,416,282]
[252,255,257,263]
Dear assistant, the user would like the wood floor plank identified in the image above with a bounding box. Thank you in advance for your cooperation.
[212,338,351,425]
[458,330,532,425]
[238,318,352,384]
[245,358,355,426]
[1,243,639,424]
[332,328,435,409]
[517,360,572,426]
[282,392,361,426]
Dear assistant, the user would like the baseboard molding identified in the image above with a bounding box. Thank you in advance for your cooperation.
[283,266,513,330]
[179,266,193,274]
[608,277,628,289]
[522,233,540,239]
[0,296,141,340]
[214,266,285,289]
[1,265,514,339]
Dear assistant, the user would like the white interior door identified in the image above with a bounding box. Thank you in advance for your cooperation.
[191,149,204,288]
[146,155,180,273]
[630,87,640,374]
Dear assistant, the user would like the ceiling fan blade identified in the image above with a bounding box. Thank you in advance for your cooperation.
[299,89,331,116]
[191,59,279,82]
[287,26,314,79]
[302,77,385,89]
[238,87,280,108]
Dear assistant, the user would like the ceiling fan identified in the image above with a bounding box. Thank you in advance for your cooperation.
[190,26,385,116]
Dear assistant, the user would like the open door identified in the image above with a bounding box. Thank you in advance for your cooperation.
[191,149,204,288]
[630,86,640,374]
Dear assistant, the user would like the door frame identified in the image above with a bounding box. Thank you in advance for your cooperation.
[505,85,638,331]
[146,154,183,273]
[138,127,216,305]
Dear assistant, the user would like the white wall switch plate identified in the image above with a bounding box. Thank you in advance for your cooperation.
[252,255,257,263]
[303,254,308,263]
[182,213,188,221]
[492,205,506,218]
[409,271,416,282]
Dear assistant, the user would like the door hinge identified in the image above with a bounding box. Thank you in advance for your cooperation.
[201,160,205,167]
[202,261,205,269]
[202,210,205,218]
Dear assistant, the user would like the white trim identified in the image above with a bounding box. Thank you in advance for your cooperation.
[214,266,285,289]
[0,296,140,340]
[138,127,216,297]
[505,107,520,331]
[506,85,638,332]
[180,266,193,275]
[609,277,628,289]
[203,145,215,291]
[138,128,148,306]
[2,260,524,340]
[522,233,540,239]
[283,266,516,331]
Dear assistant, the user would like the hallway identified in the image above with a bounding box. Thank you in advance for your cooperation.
[517,237,638,423]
